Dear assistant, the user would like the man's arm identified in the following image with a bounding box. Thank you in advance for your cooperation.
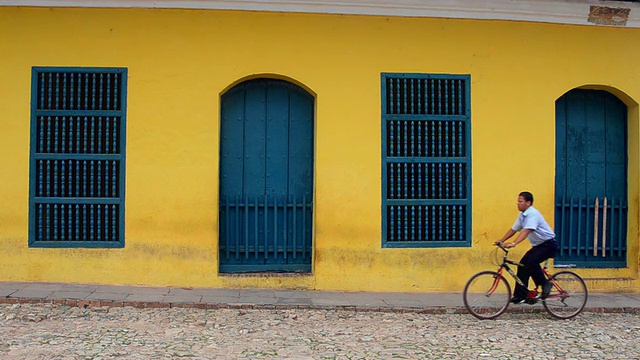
[495,229,517,244]
[503,228,532,248]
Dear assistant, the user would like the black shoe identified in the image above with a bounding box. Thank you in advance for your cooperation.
[510,297,525,304]
[541,281,553,299]
[525,298,537,305]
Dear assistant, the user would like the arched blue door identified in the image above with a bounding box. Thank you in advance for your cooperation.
[219,79,314,272]
[555,89,627,268]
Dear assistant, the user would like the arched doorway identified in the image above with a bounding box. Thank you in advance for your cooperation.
[555,89,627,268]
[218,78,314,273]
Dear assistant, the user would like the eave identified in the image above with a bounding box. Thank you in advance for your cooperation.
[1,0,639,28]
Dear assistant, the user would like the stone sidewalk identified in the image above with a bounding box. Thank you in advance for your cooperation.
[1,281,639,314]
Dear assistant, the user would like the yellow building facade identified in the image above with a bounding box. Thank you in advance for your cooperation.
[1,1,639,293]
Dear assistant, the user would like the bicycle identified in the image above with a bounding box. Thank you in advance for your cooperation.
[463,243,588,320]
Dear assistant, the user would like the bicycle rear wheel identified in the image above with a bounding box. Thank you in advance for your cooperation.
[463,271,511,320]
[543,271,588,319]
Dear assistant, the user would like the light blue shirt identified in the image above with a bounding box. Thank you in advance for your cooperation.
[512,206,556,246]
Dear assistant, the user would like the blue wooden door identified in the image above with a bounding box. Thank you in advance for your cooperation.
[219,79,314,272]
[555,89,627,268]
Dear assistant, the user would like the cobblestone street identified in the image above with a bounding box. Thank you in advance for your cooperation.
[1,303,638,359]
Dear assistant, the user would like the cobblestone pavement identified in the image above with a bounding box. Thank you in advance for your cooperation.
[1,303,638,359]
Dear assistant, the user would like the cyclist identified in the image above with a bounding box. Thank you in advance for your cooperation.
[495,191,558,304]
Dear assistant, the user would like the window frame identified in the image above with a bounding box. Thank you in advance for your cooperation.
[381,72,471,248]
[28,66,127,248]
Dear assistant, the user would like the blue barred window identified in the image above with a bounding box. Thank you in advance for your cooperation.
[29,67,127,248]
[381,73,471,248]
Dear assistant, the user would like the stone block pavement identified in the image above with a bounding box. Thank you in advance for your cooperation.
[1,281,639,314]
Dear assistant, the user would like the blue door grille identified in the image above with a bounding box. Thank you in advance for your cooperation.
[381,74,471,247]
[29,67,127,248]
[219,79,314,272]
[219,195,313,271]
[555,196,627,267]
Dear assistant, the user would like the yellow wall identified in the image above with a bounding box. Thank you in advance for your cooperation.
[0,6,639,293]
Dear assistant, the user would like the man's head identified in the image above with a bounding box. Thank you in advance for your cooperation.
[517,191,534,212]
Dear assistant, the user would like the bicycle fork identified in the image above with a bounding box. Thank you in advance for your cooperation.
[486,270,505,296]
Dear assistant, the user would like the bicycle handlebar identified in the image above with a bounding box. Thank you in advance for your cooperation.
[494,242,508,253]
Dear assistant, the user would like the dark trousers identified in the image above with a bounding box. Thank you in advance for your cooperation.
[514,240,558,299]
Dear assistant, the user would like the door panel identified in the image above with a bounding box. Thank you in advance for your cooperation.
[555,90,627,268]
[219,79,314,272]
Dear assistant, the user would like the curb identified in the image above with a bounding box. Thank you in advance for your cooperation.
[1,296,639,315]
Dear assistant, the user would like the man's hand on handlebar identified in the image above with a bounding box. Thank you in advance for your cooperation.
[494,241,515,249]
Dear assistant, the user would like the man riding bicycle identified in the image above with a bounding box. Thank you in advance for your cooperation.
[495,191,558,304]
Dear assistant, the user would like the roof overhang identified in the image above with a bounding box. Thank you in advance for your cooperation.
[1,0,639,28]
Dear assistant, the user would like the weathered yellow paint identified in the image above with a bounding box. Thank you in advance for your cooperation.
[0,6,639,293]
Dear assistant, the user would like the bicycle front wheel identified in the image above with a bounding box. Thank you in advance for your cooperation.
[463,271,511,320]
[543,271,588,320]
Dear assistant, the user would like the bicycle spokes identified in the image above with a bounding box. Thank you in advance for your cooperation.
[542,271,588,319]
[463,271,512,320]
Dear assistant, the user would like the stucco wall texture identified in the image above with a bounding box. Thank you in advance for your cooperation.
[0,6,639,293]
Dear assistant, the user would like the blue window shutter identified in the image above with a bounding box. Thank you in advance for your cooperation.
[29,67,127,248]
[381,73,471,248]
